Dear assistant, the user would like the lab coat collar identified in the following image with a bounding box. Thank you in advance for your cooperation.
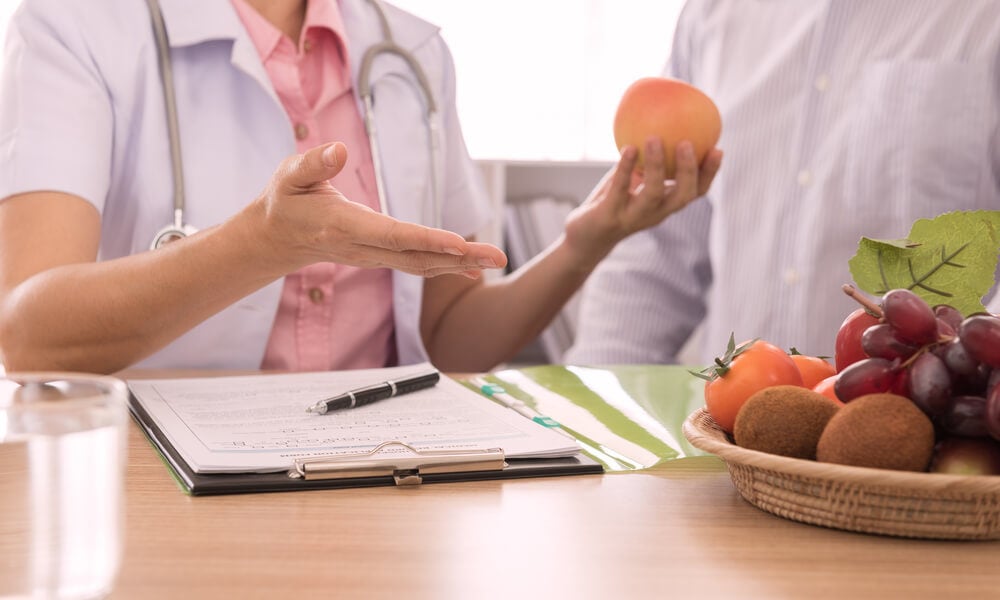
[158,1,440,55]
[158,0,281,113]
[156,0,441,111]
[158,0,245,47]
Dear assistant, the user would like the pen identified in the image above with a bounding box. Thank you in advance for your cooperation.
[472,378,575,439]
[306,370,441,415]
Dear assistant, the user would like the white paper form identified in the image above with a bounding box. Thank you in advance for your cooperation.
[127,363,579,473]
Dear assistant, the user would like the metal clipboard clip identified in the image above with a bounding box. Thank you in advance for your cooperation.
[286,441,507,486]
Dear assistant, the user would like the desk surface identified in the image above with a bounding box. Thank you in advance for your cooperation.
[116,419,1000,599]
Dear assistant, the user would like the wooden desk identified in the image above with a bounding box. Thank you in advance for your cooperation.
[116,420,999,599]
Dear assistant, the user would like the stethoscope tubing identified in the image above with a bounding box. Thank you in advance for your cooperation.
[357,2,443,228]
[145,0,444,249]
[145,0,193,250]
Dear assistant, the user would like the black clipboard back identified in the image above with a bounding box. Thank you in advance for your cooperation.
[129,394,603,496]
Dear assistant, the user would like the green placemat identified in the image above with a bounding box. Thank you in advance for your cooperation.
[464,365,708,472]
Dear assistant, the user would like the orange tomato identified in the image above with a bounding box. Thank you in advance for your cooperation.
[790,354,837,389]
[812,374,845,406]
[703,339,804,433]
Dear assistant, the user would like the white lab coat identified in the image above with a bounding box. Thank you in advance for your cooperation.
[0,0,490,368]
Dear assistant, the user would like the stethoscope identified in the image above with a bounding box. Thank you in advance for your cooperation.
[144,0,443,250]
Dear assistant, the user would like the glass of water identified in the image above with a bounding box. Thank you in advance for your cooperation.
[0,373,128,600]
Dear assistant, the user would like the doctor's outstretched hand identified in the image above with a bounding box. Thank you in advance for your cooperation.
[249,142,507,279]
[563,137,722,266]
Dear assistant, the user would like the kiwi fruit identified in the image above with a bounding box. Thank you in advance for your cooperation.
[816,393,934,472]
[733,385,840,459]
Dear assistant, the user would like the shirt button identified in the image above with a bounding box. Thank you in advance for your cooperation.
[294,123,309,140]
[303,38,314,53]
[814,74,829,92]
[797,169,812,187]
[308,288,324,304]
[783,268,800,285]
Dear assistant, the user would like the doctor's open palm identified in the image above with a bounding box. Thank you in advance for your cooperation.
[563,138,723,262]
[254,142,507,279]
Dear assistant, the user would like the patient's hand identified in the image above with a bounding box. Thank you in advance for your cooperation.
[563,137,722,266]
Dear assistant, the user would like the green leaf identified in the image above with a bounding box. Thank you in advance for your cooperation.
[689,333,758,382]
[848,210,1000,316]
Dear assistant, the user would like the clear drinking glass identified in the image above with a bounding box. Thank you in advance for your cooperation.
[0,373,128,600]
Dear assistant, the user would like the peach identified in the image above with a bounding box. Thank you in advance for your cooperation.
[613,77,722,177]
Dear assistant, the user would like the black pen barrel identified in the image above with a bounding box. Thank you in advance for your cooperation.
[313,370,441,413]
[394,372,440,396]
[353,386,394,407]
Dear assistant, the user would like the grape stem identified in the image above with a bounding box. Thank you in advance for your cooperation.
[898,344,931,371]
[842,284,884,318]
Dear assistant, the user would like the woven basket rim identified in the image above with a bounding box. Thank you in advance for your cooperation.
[682,407,1000,494]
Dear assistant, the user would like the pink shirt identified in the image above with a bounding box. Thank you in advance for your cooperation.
[232,0,396,371]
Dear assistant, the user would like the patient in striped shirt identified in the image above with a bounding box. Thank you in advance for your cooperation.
[567,0,1000,366]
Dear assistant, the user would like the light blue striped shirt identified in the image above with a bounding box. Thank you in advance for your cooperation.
[567,0,1000,365]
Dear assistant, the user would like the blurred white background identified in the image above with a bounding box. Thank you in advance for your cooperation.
[390,0,684,160]
[0,1,16,48]
[0,0,684,161]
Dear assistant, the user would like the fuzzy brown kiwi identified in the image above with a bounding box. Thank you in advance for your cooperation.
[816,393,935,472]
[732,385,841,459]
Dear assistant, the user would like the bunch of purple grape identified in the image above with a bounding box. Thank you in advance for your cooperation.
[834,288,1000,443]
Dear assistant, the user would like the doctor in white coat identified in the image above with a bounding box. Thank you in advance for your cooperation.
[0,0,721,374]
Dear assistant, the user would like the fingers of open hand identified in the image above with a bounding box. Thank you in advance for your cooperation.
[344,215,508,276]
[278,142,348,192]
[370,220,507,269]
[423,267,484,280]
[348,244,507,278]
[370,217,470,256]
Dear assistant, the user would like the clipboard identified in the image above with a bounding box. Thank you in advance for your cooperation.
[128,392,603,496]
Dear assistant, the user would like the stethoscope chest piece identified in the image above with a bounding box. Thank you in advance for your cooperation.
[146,0,196,251]
[150,222,198,250]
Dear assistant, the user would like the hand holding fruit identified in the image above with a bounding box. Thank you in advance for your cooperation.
[613,77,722,178]
[564,138,722,260]
[562,77,723,264]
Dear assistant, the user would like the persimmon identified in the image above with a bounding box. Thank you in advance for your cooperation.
[812,374,845,406]
[789,350,837,389]
[693,336,803,434]
[613,77,721,177]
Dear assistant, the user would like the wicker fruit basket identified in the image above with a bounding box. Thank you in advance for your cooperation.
[682,408,1000,540]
